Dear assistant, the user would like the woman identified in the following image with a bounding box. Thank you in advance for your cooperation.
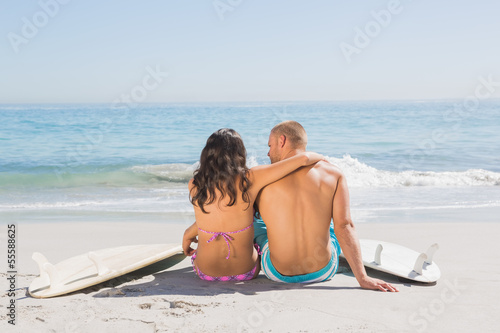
[182,128,323,281]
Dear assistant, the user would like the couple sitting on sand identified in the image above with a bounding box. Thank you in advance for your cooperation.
[182,121,398,292]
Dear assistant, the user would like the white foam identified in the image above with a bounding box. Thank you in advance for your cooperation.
[355,202,500,211]
[247,156,259,168]
[327,155,500,187]
[130,163,197,182]
[0,196,192,212]
[0,200,115,210]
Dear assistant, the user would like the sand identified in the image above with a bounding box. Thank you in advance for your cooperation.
[1,220,499,332]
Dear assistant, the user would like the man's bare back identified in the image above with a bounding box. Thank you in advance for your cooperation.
[254,120,398,291]
[256,161,341,275]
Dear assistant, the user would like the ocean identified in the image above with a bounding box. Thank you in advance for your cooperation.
[1,100,499,225]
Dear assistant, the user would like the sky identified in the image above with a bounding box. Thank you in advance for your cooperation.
[1,0,500,103]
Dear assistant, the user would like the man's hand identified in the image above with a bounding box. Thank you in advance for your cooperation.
[303,151,325,165]
[359,276,399,292]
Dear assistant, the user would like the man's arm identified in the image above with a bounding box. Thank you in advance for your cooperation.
[332,173,398,292]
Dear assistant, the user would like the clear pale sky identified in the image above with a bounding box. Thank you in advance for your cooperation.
[1,0,499,103]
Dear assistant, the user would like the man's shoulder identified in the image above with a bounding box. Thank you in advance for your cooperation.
[314,160,344,178]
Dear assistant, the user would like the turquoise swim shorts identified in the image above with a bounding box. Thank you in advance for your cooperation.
[254,216,341,283]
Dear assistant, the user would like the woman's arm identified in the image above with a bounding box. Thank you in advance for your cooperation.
[183,179,198,256]
[249,152,324,194]
[182,221,198,256]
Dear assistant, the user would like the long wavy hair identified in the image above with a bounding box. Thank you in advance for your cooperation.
[190,128,251,214]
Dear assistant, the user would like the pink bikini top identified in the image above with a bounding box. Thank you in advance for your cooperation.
[198,223,253,260]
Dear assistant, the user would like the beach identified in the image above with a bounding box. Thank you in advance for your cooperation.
[3,0,500,331]
[1,102,500,332]
[1,219,498,332]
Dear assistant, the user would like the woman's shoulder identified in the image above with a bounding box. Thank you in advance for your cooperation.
[188,178,197,194]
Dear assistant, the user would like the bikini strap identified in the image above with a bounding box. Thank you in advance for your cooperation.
[198,224,254,260]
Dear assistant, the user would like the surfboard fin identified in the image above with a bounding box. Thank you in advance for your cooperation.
[32,252,51,285]
[374,244,383,265]
[412,253,428,275]
[425,243,439,264]
[88,252,110,276]
[43,262,61,287]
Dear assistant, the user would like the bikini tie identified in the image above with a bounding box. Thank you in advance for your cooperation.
[206,233,234,260]
[198,224,253,260]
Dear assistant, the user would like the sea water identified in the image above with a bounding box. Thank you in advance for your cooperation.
[1,100,499,224]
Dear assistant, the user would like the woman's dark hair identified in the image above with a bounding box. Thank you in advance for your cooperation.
[190,128,251,214]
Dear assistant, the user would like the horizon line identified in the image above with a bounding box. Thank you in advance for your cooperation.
[2,97,500,106]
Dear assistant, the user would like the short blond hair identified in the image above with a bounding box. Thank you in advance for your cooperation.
[271,120,307,149]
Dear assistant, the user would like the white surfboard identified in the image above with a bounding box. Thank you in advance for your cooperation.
[340,239,441,283]
[29,244,184,298]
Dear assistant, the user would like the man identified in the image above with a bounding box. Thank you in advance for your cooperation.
[254,121,398,292]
